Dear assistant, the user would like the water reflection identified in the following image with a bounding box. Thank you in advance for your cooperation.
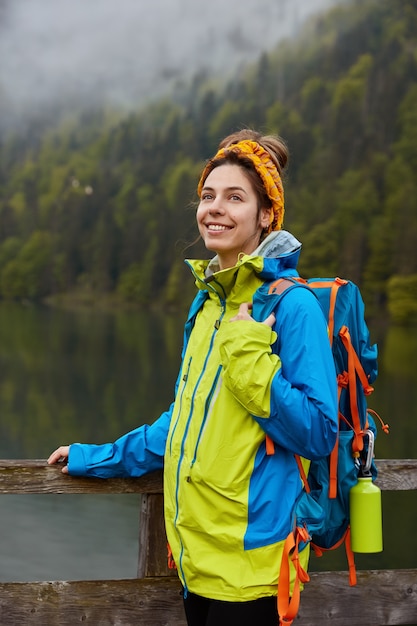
[0,302,183,582]
[0,302,183,458]
[0,303,416,581]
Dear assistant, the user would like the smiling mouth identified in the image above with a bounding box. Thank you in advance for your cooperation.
[206,224,232,231]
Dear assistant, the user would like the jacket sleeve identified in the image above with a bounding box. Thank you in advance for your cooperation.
[217,287,338,460]
[67,404,173,478]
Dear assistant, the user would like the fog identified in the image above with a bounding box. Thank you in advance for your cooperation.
[0,0,347,132]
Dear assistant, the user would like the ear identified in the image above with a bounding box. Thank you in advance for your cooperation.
[259,207,271,230]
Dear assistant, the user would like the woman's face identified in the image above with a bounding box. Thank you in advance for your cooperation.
[197,163,270,270]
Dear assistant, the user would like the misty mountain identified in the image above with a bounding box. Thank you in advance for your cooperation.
[0,0,415,319]
[0,0,348,134]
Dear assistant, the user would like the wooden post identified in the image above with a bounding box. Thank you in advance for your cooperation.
[138,493,176,578]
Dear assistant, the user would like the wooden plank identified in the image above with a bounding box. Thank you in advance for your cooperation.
[375,458,417,491]
[0,577,186,626]
[1,459,416,494]
[0,569,416,626]
[298,569,417,625]
[0,461,163,494]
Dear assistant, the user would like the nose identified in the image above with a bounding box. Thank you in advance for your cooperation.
[207,196,225,214]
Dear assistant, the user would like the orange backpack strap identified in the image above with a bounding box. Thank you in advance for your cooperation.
[294,454,310,493]
[309,527,357,586]
[339,325,374,396]
[277,526,310,625]
[167,543,176,570]
[276,458,312,624]
[306,277,347,346]
[345,527,357,586]
[328,433,340,499]
[338,325,374,453]
[268,277,298,295]
[265,435,275,456]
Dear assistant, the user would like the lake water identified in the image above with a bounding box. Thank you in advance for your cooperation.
[0,302,416,582]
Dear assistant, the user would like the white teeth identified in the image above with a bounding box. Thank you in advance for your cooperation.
[208,224,229,231]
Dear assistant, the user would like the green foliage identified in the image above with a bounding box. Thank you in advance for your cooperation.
[208,100,244,146]
[331,53,373,112]
[164,258,194,308]
[8,191,26,217]
[117,263,143,303]
[0,237,21,267]
[297,219,339,279]
[0,231,56,300]
[387,275,417,324]
[394,83,417,170]
[164,158,200,212]
[0,0,416,322]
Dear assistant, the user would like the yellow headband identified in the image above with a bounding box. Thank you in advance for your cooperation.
[197,139,284,232]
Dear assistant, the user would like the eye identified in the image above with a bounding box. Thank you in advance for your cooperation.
[230,193,242,201]
[201,192,213,201]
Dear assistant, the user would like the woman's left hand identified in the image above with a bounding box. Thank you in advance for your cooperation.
[230,302,275,327]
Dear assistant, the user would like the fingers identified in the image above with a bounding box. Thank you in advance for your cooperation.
[47,446,70,467]
[230,303,276,327]
[47,446,70,474]
[230,302,253,322]
[262,312,276,328]
[239,302,252,316]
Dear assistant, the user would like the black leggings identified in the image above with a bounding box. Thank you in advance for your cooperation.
[183,591,278,626]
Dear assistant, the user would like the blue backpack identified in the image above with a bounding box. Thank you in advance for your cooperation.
[265,277,388,625]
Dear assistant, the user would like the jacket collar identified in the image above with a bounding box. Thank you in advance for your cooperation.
[185,230,302,290]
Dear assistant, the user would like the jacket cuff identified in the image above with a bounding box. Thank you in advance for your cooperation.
[67,443,88,476]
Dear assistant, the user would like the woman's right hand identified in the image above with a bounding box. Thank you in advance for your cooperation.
[47,446,70,474]
[230,302,276,327]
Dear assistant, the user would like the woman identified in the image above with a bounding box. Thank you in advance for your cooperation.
[48,129,338,626]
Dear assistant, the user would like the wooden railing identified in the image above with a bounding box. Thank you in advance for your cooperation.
[0,459,416,625]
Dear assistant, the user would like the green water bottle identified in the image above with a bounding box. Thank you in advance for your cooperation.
[350,476,383,553]
[349,430,383,553]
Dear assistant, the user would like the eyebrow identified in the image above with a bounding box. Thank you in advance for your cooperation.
[201,185,247,194]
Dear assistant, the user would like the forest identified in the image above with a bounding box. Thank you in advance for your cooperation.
[0,0,416,323]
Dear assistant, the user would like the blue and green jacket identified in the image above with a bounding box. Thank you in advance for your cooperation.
[68,230,338,601]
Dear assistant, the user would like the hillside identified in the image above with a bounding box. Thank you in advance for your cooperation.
[0,0,416,322]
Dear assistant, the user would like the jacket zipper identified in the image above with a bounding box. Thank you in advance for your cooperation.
[173,291,226,595]
[169,357,192,456]
[189,365,223,471]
